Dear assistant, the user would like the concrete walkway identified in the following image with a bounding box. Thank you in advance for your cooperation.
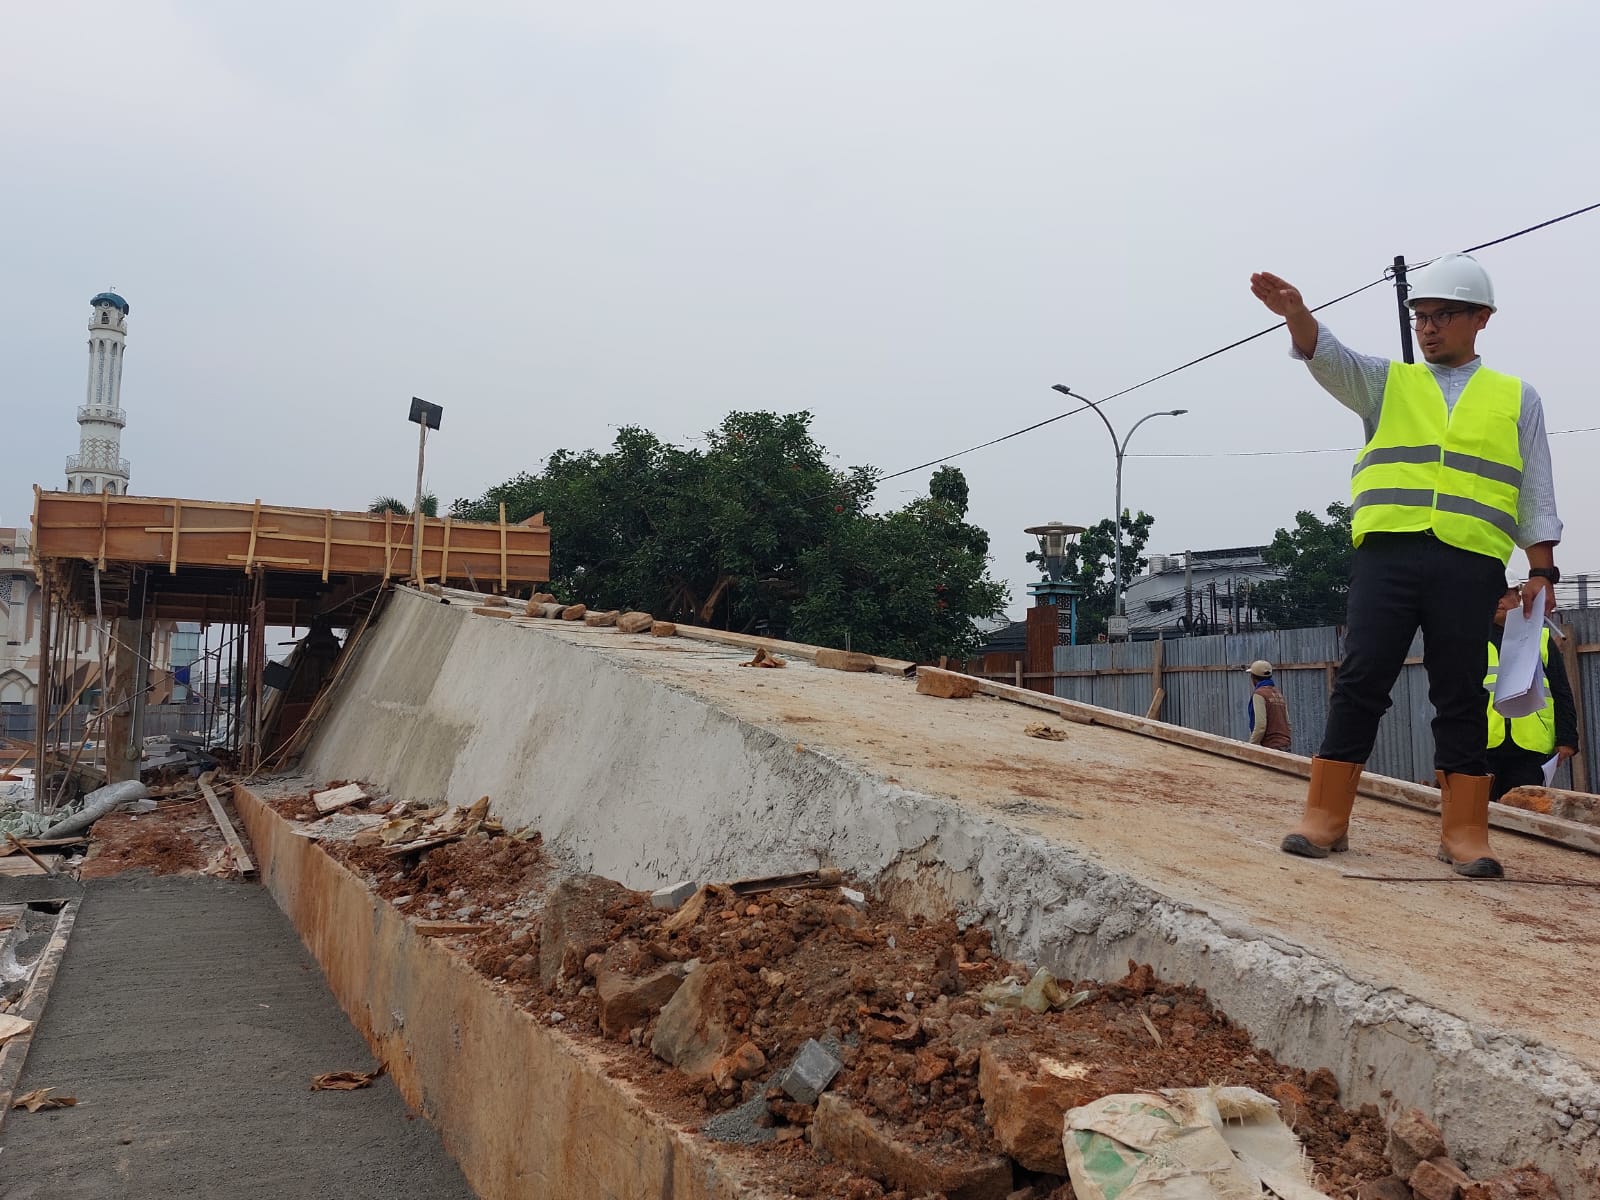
[0,874,475,1199]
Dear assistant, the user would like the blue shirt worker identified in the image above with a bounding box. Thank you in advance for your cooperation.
[1250,254,1563,879]
[1245,661,1292,750]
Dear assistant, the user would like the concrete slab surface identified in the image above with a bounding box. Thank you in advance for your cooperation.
[300,588,1600,1188]
[0,874,474,1200]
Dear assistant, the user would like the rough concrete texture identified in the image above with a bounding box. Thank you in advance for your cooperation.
[0,874,473,1199]
[303,588,1600,1192]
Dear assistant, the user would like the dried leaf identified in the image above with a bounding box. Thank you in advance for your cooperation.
[311,1064,387,1091]
[378,818,421,846]
[1024,722,1068,742]
[12,1087,77,1112]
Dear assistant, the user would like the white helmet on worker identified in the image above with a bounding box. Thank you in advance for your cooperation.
[1406,253,1496,312]
[1247,660,1273,678]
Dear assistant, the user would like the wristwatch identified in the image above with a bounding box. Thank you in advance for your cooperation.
[1528,566,1561,585]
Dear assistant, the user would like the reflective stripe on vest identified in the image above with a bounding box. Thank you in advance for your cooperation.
[1350,362,1523,563]
[1485,629,1556,753]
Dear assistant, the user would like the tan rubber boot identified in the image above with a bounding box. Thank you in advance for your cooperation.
[1436,771,1504,879]
[1281,758,1362,859]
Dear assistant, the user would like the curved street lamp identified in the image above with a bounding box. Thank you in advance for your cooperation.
[1051,385,1188,636]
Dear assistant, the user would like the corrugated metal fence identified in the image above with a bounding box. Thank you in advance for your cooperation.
[1048,610,1600,791]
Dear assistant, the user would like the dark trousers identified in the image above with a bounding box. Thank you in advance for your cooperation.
[1487,744,1547,801]
[1320,533,1505,775]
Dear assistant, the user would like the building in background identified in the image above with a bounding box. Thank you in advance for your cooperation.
[1,529,42,707]
[1123,547,1278,638]
[67,291,133,495]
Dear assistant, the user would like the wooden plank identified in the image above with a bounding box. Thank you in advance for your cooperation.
[199,776,256,876]
[322,510,333,582]
[498,503,508,591]
[383,508,392,582]
[1145,687,1165,720]
[98,489,109,570]
[313,783,369,815]
[168,499,182,572]
[440,517,452,584]
[244,498,262,571]
[4,835,57,875]
[1562,622,1589,793]
[664,625,916,678]
[914,666,1600,857]
[0,900,79,1133]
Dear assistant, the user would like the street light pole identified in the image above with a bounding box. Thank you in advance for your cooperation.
[406,397,444,586]
[1051,385,1187,633]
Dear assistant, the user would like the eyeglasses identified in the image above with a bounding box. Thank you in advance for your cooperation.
[1410,307,1475,330]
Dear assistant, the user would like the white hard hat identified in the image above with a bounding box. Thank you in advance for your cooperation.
[1248,660,1273,677]
[1406,253,1496,312]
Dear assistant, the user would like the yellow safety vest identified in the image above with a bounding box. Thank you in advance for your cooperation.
[1350,362,1523,563]
[1484,629,1556,753]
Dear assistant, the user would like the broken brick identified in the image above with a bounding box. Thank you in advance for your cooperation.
[1358,1179,1415,1200]
[916,671,980,699]
[1389,1108,1448,1181]
[537,875,635,991]
[977,1036,1136,1175]
[814,648,877,673]
[811,1093,1012,1200]
[650,961,736,1077]
[1410,1157,1471,1200]
[650,621,677,637]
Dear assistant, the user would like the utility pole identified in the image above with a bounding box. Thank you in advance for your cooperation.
[407,397,444,585]
[1393,254,1415,364]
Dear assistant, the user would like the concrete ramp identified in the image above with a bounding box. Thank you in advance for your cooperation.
[303,587,1600,1191]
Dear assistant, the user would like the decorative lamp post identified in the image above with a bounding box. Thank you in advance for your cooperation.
[1025,521,1086,645]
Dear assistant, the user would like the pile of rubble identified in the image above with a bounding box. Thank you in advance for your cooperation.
[271,782,1563,1200]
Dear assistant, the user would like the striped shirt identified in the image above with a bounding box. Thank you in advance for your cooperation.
[1294,322,1562,548]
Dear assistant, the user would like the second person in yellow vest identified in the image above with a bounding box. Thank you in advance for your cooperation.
[1486,588,1578,800]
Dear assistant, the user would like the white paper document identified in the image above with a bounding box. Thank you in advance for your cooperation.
[1493,606,1547,718]
[1543,754,1561,787]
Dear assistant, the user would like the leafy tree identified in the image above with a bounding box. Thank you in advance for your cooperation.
[369,493,437,518]
[451,416,1006,659]
[1028,510,1155,641]
[1252,502,1352,628]
[793,466,1010,660]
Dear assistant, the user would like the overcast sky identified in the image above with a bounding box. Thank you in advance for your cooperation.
[5,2,1598,617]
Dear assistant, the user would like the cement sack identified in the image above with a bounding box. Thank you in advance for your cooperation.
[1063,1086,1327,1200]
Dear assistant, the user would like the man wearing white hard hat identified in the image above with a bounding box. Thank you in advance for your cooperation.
[1244,660,1292,750]
[1249,255,1562,879]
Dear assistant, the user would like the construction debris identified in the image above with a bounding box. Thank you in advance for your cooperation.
[650,880,698,911]
[1023,722,1067,742]
[0,1012,33,1046]
[310,1065,386,1091]
[1064,1087,1324,1200]
[312,783,369,815]
[813,648,877,673]
[779,1038,843,1104]
[739,647,786,669]
[584,610,620,627]
[917,672,981,699]
[616,612,654,634]
[560,604,589,622]
[651,621,678,637]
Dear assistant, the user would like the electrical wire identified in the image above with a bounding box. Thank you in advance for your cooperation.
[869,200,1600,487]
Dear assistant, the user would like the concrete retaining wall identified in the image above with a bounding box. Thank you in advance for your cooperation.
[234,785,775,1200]
[303,589,1600,1192]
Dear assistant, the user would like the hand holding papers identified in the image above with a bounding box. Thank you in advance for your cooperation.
[1493,606,1547,718]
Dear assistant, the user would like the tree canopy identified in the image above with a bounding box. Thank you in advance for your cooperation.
[369,493,438,518]
[1251,502,1352,628]
[451,412,1008,660]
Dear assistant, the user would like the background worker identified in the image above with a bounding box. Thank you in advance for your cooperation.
[1245,660,1292,750]
[1250,254,1563,879]
[1487,587,1578,799]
